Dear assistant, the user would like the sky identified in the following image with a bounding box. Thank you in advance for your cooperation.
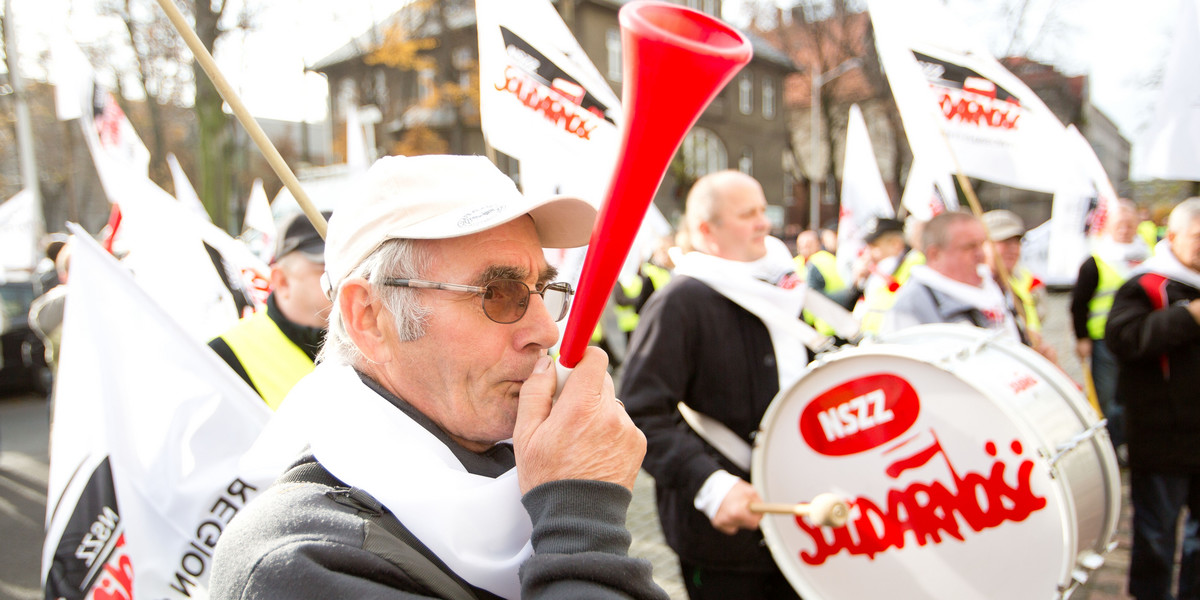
[6,0,1186,167]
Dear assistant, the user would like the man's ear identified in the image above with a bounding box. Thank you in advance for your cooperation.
[269,264,288,300]
[339,278,393,363]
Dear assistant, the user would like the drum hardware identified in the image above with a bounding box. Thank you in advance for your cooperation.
[754,325,1122,599]
[932,328,1004,368]
[749,493,850,528]
[1064,548,1112,597]
[1045,420,1109,469]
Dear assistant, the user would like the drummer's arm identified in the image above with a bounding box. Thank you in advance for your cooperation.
[619,289,726,499]
[699,475,763,535]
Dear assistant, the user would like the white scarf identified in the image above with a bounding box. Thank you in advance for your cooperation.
[1134,240,1200,291]
[263,363,530,599]
[908,264,1021,342]
[1094,236,1150,279]
[672,236,811,389]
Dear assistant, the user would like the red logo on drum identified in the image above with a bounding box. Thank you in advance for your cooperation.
[799,374,919,456]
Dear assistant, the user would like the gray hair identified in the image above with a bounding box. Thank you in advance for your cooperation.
[1168,197,1200,234]
[318,238,433,367]
[922,211,978,251]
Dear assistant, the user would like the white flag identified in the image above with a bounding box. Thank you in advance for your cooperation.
[0,189,38,274]
[51,34,151,196]
[867,0,1069,194]
[43,227,274,599]
[1039,125,1121,286]
[168,153,212,223]
[241,178,277,264]
[476,0,621,202]
[837,104,896,279]
[899,157,957,221]
[1137,0,1200,180]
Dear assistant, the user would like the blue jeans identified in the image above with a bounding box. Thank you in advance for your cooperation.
[1092,338,1126,449]
[1129,469,1200,599]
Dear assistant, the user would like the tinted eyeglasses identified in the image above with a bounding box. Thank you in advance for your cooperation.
[382,278,573,324]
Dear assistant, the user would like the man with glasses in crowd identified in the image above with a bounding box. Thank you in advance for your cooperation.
[211,155,667,600]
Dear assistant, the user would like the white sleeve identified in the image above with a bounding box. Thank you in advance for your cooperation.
[693,469,741,520]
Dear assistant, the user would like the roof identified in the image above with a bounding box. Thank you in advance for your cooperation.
[310,1,797,73]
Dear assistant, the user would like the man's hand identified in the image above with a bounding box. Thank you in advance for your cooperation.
[711,479,763,535]
[1075,338,1092,360]
[513,348,645,494]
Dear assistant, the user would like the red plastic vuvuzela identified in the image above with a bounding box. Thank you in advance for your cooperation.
[557,1,752,369]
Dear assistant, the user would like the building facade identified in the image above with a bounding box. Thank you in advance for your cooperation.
[310,0,798,229]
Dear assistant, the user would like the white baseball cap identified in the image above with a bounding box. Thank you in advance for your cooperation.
[322,155,597,297]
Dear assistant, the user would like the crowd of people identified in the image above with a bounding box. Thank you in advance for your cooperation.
[30,157,1198,600]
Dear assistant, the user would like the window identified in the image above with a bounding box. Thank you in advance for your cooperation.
[738,148,753,176]
[738,72,753,115]
[685,0,717,14]
[452,46,473,71]
[762,77,776,119]
[417,68,435,103]
[681,128,728,178]
[606,28,622,82]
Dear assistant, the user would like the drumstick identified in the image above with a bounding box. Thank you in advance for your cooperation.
[750,493,850,528]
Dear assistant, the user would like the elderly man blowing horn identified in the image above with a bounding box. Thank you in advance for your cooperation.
[210,155,667,600]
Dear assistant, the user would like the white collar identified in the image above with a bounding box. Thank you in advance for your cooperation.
[1135,240,1200,291]
[266,363,530,598]
[673,237,810,388]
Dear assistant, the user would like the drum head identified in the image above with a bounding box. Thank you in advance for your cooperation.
[753,327,1087,599]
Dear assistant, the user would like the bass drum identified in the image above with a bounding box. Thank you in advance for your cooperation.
[752,324,1120,599]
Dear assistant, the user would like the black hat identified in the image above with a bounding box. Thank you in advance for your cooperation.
[274,212,331,263]
[863,217,904,244]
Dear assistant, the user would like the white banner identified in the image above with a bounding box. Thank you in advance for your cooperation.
[43,228,275,599]
[476,0,621,203]
[837,104,896,279]
[867,0,1069,194]
[1136,0,1200,181]
[477,0,672,322]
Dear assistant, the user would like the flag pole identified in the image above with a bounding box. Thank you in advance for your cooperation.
[151,0,327,238]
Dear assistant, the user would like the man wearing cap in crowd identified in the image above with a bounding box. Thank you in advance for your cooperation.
[209,211,333,410]
[981,209,1054,360]
[850,217,909,334]
[881,211,1023,342]
[210,155,666,599]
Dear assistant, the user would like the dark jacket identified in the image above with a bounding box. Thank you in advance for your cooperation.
[1105,272,1200,471]
[619,276,799,571]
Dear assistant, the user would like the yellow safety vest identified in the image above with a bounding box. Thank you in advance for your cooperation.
[803,251,846,336]
[1086,255,1125,340]
[1138,221,1158,255]
[858,250,926,335]
[220,311,315,410]
[614,263,672,334]
[1010,267,1041,334]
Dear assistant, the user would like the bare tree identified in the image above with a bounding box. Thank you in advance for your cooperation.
[749,0,905,220]
[95,0,193,186]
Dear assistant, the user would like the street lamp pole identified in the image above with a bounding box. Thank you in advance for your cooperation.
[808,57,862,231]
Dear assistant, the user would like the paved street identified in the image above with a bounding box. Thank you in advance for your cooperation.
[0,291,1153,599]
[0,393,49,600]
